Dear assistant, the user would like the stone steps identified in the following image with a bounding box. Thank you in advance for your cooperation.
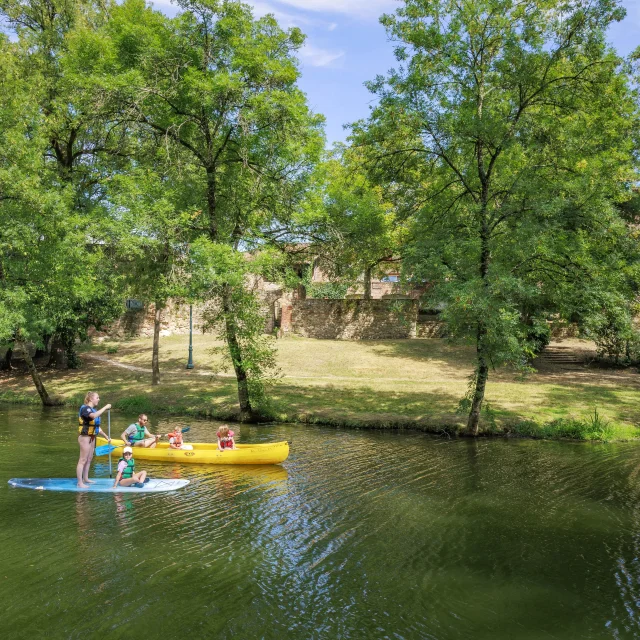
[534,346,583,368]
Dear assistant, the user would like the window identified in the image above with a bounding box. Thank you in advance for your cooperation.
[381,275,399,283]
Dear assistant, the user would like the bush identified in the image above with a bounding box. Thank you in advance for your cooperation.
[583,305,637,364]
[114,395,155,415]
[106,345,119,354]
[510,408,613,441]
[307,282,349,299]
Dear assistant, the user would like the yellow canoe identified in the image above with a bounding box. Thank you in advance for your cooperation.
[96,437,289,465]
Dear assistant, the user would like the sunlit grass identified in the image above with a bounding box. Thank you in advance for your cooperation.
[3,336,640,440]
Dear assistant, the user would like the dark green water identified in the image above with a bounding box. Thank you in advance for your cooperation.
[2,406,640,639]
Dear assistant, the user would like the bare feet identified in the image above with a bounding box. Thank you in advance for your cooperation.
[85,479,96,484]
[77,483,90,489]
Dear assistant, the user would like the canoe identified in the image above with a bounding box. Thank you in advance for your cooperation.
[8,478,190,493]
[95,437,289,465]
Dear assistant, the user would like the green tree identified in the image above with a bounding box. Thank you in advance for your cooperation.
[88,0,323,419]
[0,0,127,401]
[300,146,406,299]
[108,151,192,386]
[354,0,639,434]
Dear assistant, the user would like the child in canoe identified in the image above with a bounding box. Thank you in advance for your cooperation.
[113,447,147,488]
[217,425,236,451]
[167,427,193,450]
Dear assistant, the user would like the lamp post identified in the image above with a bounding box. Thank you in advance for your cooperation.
[186,304,194,369]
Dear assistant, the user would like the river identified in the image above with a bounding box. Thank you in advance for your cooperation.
[1,406,640,639]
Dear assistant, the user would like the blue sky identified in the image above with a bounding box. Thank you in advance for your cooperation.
[152,0,640,146]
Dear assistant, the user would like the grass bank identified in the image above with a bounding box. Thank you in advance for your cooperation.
[1,335,639,441]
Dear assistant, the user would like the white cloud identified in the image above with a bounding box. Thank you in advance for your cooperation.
[250,0,312,27]
[275,0,398,19]
[300,44,345,67]
[328,22,338,31]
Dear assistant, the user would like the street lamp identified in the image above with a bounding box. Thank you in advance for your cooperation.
[186,304,194,369]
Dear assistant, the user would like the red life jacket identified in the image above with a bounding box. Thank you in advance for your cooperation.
[217,430,234,449]
[168,430,183,447]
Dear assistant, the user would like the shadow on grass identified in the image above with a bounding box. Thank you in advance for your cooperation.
[271,381,465,425]
[3,352,640,435]
[366,339,475,367]
[542,384,640,423]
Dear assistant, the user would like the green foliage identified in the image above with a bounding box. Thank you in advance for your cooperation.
[510,409,614,442]
[353,0,640,432]
[298,146,405,297]
[0,1,127,384]
[114,394,156,416]
[307,282,349,299]
[90,0,323,415]
[582,301,638,363]
[189,239,281,412]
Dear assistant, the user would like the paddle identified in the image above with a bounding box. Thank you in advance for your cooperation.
[108,409,112,478]
[95,427,191,457]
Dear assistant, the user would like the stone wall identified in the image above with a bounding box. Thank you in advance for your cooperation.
[102,286,284,339]
[288,299,419,340]
[415,313,447,338]
[102,300,218,339]
[102,293,582,343]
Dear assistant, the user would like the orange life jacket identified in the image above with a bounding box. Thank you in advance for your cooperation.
[168,430,183,447]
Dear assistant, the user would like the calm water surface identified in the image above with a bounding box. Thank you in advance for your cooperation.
[2,406,640,639]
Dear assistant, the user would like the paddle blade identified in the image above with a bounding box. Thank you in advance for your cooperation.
[95,444,117,457]
[180,427,191,434]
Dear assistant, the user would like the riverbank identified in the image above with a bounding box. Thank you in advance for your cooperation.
[1,336,639,441]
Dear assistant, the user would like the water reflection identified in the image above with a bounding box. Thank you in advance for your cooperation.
[5,409,640,639]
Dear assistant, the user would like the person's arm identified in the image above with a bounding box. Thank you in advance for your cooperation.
[230,437,236,450]
[121,425,135,445]
[113,470,123,488]
[88,403,111,420]
[95,427,111,442]
[217,436,223,451]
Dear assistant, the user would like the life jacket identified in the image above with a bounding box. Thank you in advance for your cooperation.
[78,404,101,436]
[168,430,183,447]
[119,457,135,479]
[129,423,146,443]
[217,430,234,449]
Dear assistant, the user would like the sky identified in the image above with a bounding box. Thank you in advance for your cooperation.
[154,0,640,146]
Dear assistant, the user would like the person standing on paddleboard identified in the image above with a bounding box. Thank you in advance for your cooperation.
[77,391,111,488]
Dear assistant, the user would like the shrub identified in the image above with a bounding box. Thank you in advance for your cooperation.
[307,282,349,299]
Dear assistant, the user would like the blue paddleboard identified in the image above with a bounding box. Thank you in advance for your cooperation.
[7,478,190,493]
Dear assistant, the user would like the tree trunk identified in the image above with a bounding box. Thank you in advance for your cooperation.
[49,336,68,369]
[363,265,372,300]
[466,329,489,435]
[152,300,164,386]
[467,186,491,435]
[0,348,13,371]
[17,339,57,406]
[222,286,257,422]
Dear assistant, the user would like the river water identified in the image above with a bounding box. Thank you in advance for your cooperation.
[1,406,640,639]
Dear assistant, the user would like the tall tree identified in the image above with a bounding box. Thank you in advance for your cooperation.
[1,0,127,401]
[87,0,323,419]
[354,0,639,433]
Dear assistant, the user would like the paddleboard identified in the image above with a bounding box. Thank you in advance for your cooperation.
[7,478,190,493]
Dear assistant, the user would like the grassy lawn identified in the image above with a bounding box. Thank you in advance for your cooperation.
[2,335,640,440]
